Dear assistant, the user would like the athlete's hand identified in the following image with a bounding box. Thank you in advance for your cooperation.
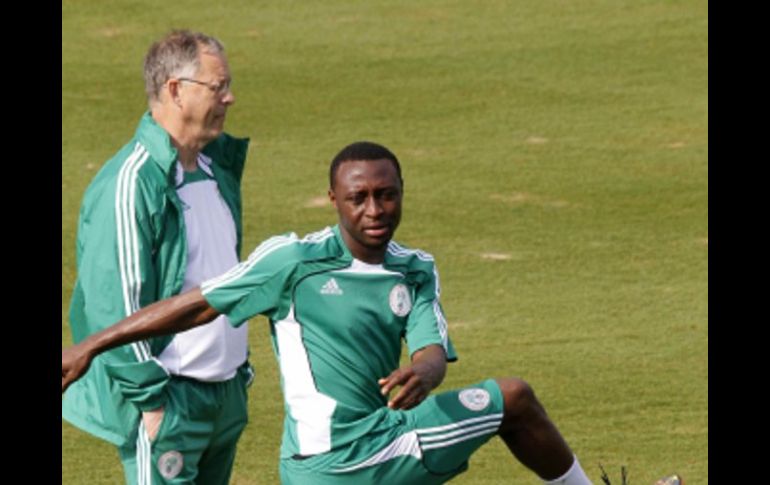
[62,343,95,393]
[378,365,432,410]
[143,407,165,441]
[379,345,448,410]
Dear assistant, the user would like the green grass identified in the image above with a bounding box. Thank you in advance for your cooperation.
[62,0,707,483]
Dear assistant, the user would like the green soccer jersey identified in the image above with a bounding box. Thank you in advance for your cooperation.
[202,225,457,458]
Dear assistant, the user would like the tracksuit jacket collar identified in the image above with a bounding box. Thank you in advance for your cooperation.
[133,111,179,174]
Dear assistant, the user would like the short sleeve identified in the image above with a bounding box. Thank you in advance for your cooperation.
[201,233,299,326]
[405,262,457,361]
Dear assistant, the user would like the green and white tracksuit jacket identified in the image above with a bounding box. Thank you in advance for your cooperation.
[62,112,250,446]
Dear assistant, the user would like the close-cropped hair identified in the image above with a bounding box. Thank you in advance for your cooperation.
[329,141,403,188]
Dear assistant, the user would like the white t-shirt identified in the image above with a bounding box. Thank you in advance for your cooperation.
[157,155,248,381]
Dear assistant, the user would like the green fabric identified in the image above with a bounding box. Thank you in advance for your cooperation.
[178,166,213,185]
[202,225,457,460]
[103,360,172,412]
[119,367,250,484]
[279,379,503,484]
[62,111,249,446]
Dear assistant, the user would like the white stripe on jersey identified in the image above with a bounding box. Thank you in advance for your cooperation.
[201,234,297,294]
[386,241,434,262]
[115,142,151,361]
[275,305,337,455]
[387,242,449,352]
[430,265,449,349]
[201,228,335,295]
[432,266,442,297]
[301,226,334,243]
[433,300,448,349]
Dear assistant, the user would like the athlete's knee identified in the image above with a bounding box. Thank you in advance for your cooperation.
[496,377,543,423]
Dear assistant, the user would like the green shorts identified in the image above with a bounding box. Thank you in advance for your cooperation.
[280,378,504,485]
[118,362,252,484]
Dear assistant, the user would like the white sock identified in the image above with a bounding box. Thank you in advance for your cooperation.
[542,455,593,485]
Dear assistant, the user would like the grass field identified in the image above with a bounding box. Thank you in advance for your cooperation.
[62,0,708,483]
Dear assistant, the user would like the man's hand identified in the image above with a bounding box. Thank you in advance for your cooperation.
[62,343,95,393]
[378,366,433,410]
[142,407,165,441]
[378,345,447,410]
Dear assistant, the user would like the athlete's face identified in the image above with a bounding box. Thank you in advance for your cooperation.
[329,159,403,264]
[177,51,234,145]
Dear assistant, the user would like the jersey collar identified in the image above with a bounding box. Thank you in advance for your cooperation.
[330,224,406,272]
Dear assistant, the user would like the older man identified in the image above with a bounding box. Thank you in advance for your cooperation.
[62,30,252,484]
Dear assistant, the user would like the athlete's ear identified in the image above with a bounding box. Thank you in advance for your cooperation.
[328,188,337,209]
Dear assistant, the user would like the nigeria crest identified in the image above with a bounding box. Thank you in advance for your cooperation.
[389,283,412,317]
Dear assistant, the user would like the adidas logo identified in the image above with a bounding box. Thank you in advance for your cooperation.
[320,278,343,295]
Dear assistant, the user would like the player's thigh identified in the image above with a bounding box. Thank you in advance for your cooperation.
[408,378,505,475]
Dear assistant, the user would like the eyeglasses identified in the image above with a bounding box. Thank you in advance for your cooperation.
[176,77,232,96]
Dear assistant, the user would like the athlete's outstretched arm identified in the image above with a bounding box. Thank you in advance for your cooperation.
[62,288,220,393]
[378,344,447,410]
